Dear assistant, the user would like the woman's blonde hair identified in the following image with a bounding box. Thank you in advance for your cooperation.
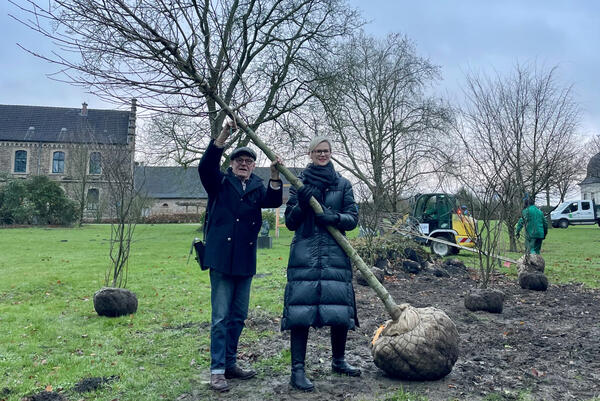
[308,136,332,154]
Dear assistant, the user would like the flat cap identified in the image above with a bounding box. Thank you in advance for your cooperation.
[230,146,257,161]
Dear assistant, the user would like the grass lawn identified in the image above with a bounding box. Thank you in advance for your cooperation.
[0,223,598,400]
[0,224,292,401]
[455,224,600,288]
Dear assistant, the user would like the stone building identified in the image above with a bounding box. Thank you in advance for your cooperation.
[1,100,306,222]
[0,101,137,220]
[134,165,207,217]
[135,165,302,219]
[580,152,600,202]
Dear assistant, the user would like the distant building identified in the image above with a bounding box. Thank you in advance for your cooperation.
[134,165,207,217]
[0,101,137,220]
[580,152,600,202]
[134,165,302,218]
[0,101,305,222]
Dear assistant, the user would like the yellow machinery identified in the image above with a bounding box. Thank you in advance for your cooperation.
[406,193,477,257]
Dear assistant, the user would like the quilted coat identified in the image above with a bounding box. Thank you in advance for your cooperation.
[281,172,359,330]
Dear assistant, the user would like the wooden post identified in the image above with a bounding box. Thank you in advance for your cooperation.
[275,207,280,238]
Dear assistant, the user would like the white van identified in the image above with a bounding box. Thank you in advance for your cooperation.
[550,200,600,228]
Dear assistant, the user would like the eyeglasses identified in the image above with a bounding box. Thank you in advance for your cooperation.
[234,158,255,165]
[311,149,331,155]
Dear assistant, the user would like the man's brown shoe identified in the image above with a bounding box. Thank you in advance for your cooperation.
[225,365,256,380]
[210,373,230,392]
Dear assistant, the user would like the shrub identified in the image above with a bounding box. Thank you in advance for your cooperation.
[25,176,77,225]
[262,210,276,229]
[350,235,428,266]
[0,180,34,224]
[143,213,201,224]
[0,176,77,225]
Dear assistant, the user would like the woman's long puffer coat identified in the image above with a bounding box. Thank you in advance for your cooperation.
[281,172,359,330]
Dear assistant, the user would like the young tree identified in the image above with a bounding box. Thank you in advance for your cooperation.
[451,123,511,288]
[102,145,146,288]
[14,0,361,153]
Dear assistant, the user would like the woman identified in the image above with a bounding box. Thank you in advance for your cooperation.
[281,136,360,391]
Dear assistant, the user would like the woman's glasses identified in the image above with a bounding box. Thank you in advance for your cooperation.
[311,149,330,155]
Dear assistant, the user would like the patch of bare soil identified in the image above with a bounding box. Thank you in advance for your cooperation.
[179,263,600,401]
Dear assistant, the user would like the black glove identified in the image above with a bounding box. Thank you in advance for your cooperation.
[516,233,521,240]
[296,185,317,209]
[315,207,340,227]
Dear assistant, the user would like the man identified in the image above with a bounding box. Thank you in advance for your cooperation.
[515,196,548,254]
[198,118,283,392]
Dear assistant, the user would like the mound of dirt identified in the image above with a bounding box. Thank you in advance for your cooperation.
[73,375,119,393]
[26,391,65,401]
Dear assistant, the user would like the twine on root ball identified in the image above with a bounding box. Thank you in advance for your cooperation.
[370,303,459,380]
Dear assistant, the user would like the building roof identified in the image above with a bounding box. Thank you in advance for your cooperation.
[580,152,600,185]
[0,104,131,145]
[134,165,304,199]
[135,166,206,199]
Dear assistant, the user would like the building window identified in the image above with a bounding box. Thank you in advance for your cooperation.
[87,188,99,210]
[89,152,102,174]
[52,151,65,173]
[14,150,27,173]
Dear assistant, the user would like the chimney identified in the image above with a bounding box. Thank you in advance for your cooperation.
[25,126,35,140]
[81,102,88,116]
[58,127,68,141]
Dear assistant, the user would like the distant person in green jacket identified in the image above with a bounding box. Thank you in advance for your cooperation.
[515,197,548,254]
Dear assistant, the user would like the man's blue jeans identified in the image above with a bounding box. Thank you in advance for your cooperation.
[209,269,253,374]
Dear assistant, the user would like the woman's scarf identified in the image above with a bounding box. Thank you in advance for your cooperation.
[300,162,338,235]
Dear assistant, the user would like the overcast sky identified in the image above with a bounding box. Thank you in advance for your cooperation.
[2,0,599,137]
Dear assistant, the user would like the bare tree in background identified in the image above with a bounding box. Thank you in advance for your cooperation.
[590,134,600,155]
[546,151,587,204]
[459,64,582,251]
[312,34,454,213]
[143,113,203,167]
[352,181,384,260]
[14,0,362,160]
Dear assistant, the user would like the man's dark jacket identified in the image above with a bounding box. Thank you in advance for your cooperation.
[198,141,282,276]
[281,172,359,330]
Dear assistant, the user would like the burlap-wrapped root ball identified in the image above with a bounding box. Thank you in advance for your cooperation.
[370,303,459,380]
[517,255,548,291]
[518,254,545,273]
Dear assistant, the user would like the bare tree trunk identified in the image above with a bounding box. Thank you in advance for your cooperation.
[507,224,518,253]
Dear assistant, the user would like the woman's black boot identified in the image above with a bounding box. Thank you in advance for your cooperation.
[290,327,314,391]
[331,326,361,377]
